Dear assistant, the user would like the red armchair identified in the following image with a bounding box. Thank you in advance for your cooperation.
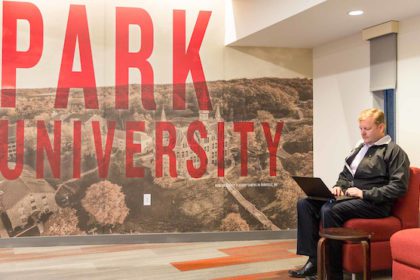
[341,167,420,273]
[391,228,420,280]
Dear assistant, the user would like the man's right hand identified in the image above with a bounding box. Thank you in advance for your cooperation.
[331,186,344,196]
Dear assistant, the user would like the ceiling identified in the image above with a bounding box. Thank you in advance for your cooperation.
[228,0,420,48]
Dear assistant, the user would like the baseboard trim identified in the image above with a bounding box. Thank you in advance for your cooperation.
[0,229,297,247]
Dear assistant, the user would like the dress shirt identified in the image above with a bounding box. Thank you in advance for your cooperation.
[349,144,371,176]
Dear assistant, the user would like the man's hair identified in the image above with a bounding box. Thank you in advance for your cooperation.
[358,108,385,126]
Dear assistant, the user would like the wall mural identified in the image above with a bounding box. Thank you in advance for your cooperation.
[0,1,312,237]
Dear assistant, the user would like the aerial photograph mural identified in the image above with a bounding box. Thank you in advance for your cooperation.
[0,0,312,237]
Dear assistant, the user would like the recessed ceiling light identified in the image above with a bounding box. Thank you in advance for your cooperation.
[348,10,364,16]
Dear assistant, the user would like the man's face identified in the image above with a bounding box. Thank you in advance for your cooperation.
[359,116,385,144]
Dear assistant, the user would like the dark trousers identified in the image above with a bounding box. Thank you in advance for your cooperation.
[296,198,390,278]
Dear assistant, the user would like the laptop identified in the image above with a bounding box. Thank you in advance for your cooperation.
[292,176,356,201]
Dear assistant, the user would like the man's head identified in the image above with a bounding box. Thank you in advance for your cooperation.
[358,108,386,145]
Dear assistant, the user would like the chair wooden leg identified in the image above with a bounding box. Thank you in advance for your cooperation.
[361,240,371,280]
[317,237,326,280]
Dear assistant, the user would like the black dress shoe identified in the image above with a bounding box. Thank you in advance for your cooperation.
[305,276,317,280]
[288,259,317,278]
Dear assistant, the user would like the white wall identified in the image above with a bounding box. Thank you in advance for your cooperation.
[224,46,312,79]
[313,33,371,186]
[225,0,325,44]
[396,15,420,168]
[314,15,420,186]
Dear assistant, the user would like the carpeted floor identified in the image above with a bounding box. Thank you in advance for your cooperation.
[0,239,391,279]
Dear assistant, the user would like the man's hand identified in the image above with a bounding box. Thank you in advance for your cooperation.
[331,186,344,196]
[345,187,363,198]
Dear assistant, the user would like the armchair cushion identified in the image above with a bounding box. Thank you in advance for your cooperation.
[344,216,401,241]
[391,228,420,268]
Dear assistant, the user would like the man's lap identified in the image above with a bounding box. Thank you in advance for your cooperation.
[298,198,390,221]
[327,199,390,220]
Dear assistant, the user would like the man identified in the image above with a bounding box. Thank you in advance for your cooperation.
[288,108,410,280]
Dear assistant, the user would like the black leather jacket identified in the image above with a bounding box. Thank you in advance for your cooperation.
[335,137,410,207]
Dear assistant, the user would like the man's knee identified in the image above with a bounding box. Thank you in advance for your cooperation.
[297,198,312,212]
[297,199,323,221]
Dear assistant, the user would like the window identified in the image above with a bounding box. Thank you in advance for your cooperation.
[384,89,395,141]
